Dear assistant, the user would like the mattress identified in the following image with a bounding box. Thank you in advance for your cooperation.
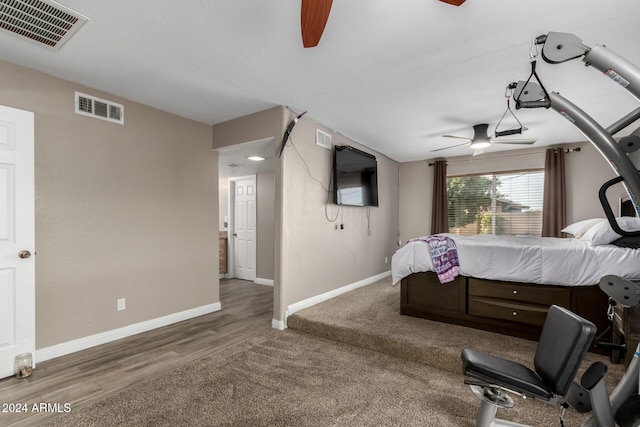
[391,233,640,287]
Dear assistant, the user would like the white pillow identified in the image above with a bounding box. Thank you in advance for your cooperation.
[580,217,640,245]
[561,218,606,239]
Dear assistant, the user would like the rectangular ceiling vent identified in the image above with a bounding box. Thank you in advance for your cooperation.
[0,0,89,50]
[316,129,332,150]
[75,92,124,125]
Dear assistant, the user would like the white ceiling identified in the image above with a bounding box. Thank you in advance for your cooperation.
[2,0,640,163]
[217,137,275,179]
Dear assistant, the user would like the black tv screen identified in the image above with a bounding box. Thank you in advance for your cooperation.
[333,145,379,207]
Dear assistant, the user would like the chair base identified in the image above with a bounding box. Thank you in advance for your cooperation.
[470,385,531,427]
[470,384,515,409]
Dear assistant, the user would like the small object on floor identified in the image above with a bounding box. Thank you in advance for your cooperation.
[15,352,33,379]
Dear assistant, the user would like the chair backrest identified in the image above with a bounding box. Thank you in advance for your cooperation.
[534,305,596,396]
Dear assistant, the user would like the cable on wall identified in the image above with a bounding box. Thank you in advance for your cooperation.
[366,206,372,236]
[288,135,340,223]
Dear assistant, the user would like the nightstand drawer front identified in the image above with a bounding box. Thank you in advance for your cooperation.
[468,278,571,307]
[469,297,549,326]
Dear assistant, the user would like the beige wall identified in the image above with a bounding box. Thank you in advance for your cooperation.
[256,172,275,281]
[398,160,433,245]
[212,107,284,150]
[279,114,400,313]
[398,141,622,243]
[219,179,229,230]
[565,142,627,220]
[0,59,219,349]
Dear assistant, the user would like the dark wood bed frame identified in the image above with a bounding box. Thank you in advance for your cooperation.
[401,271,610,346]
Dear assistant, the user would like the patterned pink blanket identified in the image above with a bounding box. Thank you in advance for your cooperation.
[408,235,460,283]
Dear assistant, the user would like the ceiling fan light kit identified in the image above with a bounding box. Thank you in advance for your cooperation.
[434,123,536,155]
[468,124,491,149]
[469,141,491,149]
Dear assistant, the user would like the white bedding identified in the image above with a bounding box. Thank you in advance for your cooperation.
[391,234,640,286]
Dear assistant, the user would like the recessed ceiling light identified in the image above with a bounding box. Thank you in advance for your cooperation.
[247,156,265,162]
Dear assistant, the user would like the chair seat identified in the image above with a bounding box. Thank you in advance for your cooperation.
[462,349,552,400]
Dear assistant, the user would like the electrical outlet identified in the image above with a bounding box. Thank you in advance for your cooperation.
[384,257,388,264]
[117,298,126,311]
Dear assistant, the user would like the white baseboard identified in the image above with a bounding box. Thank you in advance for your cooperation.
[36,302,222,363]
[282,270,391,327]
[255,278,274,286]
[271,318,286,330]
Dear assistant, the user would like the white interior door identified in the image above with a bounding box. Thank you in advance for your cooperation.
[232,176,256,281]
[0,105,35,379]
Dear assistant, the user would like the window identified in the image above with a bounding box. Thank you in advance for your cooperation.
[447,170,544,237]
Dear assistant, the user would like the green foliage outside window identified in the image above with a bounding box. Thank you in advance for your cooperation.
[446,175,499,229]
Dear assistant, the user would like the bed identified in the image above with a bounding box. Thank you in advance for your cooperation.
[392,217,640,344]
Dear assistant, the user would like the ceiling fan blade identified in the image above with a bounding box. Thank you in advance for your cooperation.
[439,0,467,5]
[442,135,472,141]
[301,0,333,48]
[430,142,471,152]
[491,139,537,145]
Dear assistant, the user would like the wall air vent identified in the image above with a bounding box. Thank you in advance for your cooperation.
[0,0,88,50]
[316,129,332,150]
[75,92,124,125]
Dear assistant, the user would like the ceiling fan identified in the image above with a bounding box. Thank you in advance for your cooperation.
[301,0,467,48]
[431,124,537,156]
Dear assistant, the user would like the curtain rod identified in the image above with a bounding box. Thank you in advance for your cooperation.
[428,146,581,166]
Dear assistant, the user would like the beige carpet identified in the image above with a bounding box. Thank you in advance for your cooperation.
[46,330,482,427]
[288,277,625,378]
[44,277,625,426]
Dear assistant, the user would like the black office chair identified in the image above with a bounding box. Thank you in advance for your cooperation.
[461,305,597,426]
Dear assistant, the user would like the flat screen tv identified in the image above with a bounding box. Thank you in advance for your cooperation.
[333,145,379,207]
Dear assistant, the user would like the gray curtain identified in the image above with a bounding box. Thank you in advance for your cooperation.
[542,148,566,237]
[431,160,449,234]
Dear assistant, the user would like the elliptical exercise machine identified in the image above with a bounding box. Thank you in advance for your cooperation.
[461,32,640,427]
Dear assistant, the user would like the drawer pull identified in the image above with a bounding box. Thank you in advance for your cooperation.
[513,290,518,295]
[512,311,517,316]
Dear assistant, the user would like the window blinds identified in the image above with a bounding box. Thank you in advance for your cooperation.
[447,170,544,237]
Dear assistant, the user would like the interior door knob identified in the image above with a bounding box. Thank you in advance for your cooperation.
[18,250,31,259]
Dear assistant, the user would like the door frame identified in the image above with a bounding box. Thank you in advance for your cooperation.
[226,174,257,281]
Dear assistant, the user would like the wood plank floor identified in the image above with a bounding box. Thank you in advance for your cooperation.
[0,279,274,427]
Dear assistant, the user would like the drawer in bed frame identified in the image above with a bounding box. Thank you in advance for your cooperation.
[401,271,609,347]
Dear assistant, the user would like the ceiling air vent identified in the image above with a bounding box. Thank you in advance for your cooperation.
[75,92,124,125]
[0,0,89,50]
[316,129,332,150]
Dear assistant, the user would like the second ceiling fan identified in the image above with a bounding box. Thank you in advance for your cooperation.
[301,0,467,48]
[432,124,537,156]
